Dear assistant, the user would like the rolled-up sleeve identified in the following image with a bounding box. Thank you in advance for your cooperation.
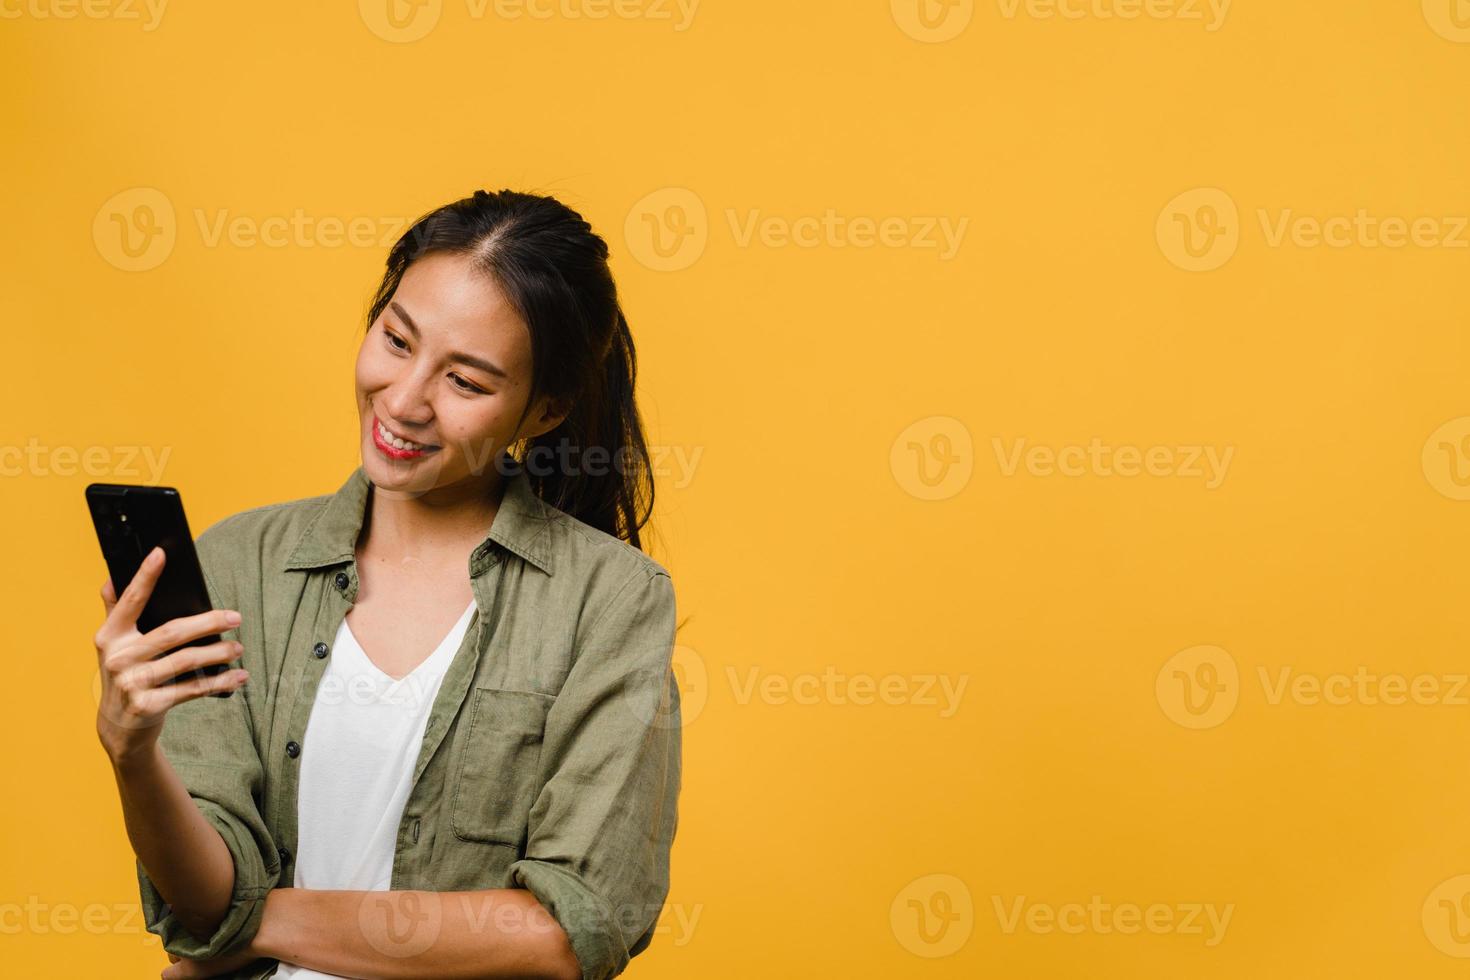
[509,567,682,980]
[134,532,281,960]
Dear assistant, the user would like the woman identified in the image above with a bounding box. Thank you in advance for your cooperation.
[93,190,683,980]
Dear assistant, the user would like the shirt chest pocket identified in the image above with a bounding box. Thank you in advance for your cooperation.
[450,687,556,850]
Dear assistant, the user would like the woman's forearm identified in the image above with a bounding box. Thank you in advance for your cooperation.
[256,887,580,980]
[111,742,236,941]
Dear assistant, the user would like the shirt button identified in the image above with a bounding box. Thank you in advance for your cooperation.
[334,572,349,591]
[278,846,290,863]
[312,642,329,659]
[286,741,300,759]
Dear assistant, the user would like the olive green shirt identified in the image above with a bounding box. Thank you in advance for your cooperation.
[135,462,681,980]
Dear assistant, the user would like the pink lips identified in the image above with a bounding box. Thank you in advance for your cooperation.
[371,415,435,460]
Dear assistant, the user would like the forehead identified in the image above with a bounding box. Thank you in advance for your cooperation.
[390,252,531,365]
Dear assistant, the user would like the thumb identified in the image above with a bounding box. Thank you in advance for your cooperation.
[100,577,118,617]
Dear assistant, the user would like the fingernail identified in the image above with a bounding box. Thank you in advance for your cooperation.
[149,546,163,563]
[225,610,242,626]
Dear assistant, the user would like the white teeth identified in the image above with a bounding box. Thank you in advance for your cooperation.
[378,420,425,451]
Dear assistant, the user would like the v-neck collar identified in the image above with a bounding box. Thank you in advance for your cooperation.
[339,598,477,686]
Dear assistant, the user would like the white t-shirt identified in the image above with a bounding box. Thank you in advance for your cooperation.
[273,599,477,980]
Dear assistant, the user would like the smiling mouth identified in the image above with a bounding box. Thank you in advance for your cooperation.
[373,415,438,454]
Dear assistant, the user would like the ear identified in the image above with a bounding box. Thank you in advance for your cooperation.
[524,394,572,439]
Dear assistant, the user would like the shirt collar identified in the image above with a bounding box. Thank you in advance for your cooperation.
[283,456,556,577]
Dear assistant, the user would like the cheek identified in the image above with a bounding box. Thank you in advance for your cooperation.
[439,401,507,448]
[355,341,394,393]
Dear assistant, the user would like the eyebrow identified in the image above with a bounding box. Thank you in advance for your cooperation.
[389,301,510,380]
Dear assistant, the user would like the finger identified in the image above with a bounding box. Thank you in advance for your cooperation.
[133,608,241,664]
[141,638,244,689]
[100,577,118,617]
[109,546,165,635]
[154,666,249,712]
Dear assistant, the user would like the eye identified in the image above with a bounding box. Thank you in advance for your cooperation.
[450,374,487,395]
[382,324,486,394]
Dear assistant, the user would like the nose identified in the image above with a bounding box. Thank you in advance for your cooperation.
[377,374,434,430]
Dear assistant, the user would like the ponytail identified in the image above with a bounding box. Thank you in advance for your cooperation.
[520,307,654,550]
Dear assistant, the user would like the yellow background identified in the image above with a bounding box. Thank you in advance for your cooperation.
[4,0,1470,976]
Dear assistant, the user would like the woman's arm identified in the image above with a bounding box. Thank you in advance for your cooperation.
[101,536,281,963]
[111,742,237,941]
[249,887,579,980]
[94,547,258,944]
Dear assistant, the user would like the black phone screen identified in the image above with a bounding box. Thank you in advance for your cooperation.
[85,484,233,697]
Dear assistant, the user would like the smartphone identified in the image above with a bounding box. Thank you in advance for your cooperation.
[85,483,234,698]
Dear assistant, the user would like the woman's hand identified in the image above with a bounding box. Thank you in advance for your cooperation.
[94,546,250,766]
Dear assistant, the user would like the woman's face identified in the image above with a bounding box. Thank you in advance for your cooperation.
[354,251,565,497]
